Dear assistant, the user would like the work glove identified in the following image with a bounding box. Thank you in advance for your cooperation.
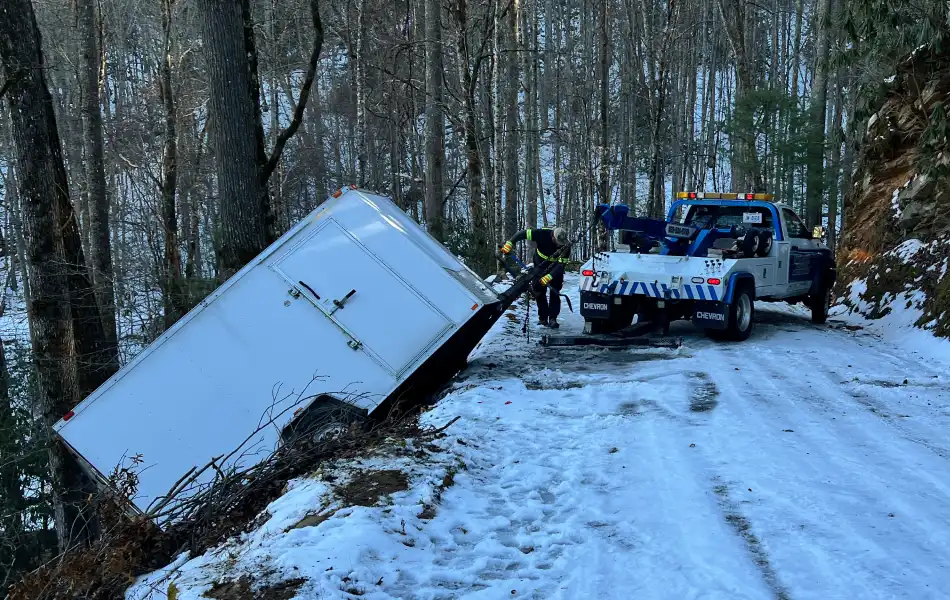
[539,274,553,286]
[500,241,513,254]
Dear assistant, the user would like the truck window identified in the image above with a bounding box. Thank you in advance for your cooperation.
[678,205,774,231]
[781,207,809,238]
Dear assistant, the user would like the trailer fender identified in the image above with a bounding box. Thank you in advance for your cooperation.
[724,272,756,304]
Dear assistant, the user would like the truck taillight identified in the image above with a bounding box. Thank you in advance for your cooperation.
[707,278,721,285]
[63,410,75,421]
[582,269,595,277]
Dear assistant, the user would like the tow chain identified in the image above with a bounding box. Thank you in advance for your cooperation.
[499,205,613,340]
[523,293,531,342]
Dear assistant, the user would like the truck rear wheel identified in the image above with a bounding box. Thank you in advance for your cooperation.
[711,283,754,341]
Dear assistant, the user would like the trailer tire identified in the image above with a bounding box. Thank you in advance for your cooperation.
[716,283,754,341]
[281,396,368,448]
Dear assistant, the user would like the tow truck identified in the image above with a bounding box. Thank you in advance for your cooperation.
[561,192,836,343]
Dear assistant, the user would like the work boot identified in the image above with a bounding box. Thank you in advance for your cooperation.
[548,318,559,329]
[538,317,549,327]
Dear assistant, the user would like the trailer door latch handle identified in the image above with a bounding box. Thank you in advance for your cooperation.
[333,289,356,308]
[329,289,357,314]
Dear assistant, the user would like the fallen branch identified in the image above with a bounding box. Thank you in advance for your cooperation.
[421,416,461,437]
[7,375,460,600]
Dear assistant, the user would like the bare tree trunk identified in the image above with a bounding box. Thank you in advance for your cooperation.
[355,0,368,185]
[0,0,105,550]
[0,265,26,575]
[452,0,490,273]
[503,0,520,240]
[199,0,268,280]
[597,0,609,247]
[804,0,833,228]
[523,0,539,250]
[716,0,763,191]
[827,65,845,255]
[786,0,804,204]
[77,0,118,357]
[424,0,445,241]
[159,0,186,328]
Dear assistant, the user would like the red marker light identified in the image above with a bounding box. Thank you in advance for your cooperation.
[707,278,721,285]
[582,269,595,277]
[63,410,75,421]
[688,192,697,199]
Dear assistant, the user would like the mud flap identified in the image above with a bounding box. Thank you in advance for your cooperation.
[691,301,729,330]
[580,291,612,320]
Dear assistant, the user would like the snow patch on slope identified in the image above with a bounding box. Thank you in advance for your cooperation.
[832,281,950,364]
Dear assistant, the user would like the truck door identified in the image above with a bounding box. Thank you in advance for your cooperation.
[780,207,820,295]
[271,219,453,378]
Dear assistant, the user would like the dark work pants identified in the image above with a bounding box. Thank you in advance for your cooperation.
[534,264,564,321]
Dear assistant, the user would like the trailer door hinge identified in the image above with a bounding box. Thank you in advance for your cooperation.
[347,339,363,350]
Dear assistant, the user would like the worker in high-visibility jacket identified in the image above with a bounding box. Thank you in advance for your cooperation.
[500,226,570,328]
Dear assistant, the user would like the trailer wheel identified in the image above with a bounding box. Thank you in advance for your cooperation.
[725,283,755,342]
[281,396,368,447]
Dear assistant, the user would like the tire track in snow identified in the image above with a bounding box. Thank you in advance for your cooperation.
[689,322,950,600]
[709,476,791,600]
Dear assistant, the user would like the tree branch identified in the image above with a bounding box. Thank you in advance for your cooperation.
[260,0,324,186]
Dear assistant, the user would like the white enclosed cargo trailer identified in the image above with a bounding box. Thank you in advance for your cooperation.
[54,186,504,522]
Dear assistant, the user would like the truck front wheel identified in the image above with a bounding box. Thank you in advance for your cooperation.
[809,282,831,324]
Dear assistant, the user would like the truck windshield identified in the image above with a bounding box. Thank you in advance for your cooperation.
[671,204,774,231]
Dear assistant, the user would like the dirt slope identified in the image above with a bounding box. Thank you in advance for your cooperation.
[838,44,950,337]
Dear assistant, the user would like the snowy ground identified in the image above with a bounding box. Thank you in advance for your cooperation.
[127,275,950,600]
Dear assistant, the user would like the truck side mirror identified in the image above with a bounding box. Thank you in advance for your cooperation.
[812,225,826,240]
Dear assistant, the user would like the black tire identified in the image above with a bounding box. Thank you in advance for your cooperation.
[741,232,760,258]
[281,396,368,447]
[809,281,831,325]
[719,283,754,341]
[756,230,773,257]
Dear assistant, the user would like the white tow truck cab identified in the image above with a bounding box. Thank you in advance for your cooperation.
[578,192,836,341]
[53,187,505,523]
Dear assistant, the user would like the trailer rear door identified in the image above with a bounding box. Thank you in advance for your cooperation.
[272,218,453,377]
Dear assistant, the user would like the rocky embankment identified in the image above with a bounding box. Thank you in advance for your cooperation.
[837,44,950,338]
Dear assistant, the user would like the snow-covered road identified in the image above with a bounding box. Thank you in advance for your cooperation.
[128,275,950,600]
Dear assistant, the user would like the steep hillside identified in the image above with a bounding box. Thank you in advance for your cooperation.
[837,44,950,337]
